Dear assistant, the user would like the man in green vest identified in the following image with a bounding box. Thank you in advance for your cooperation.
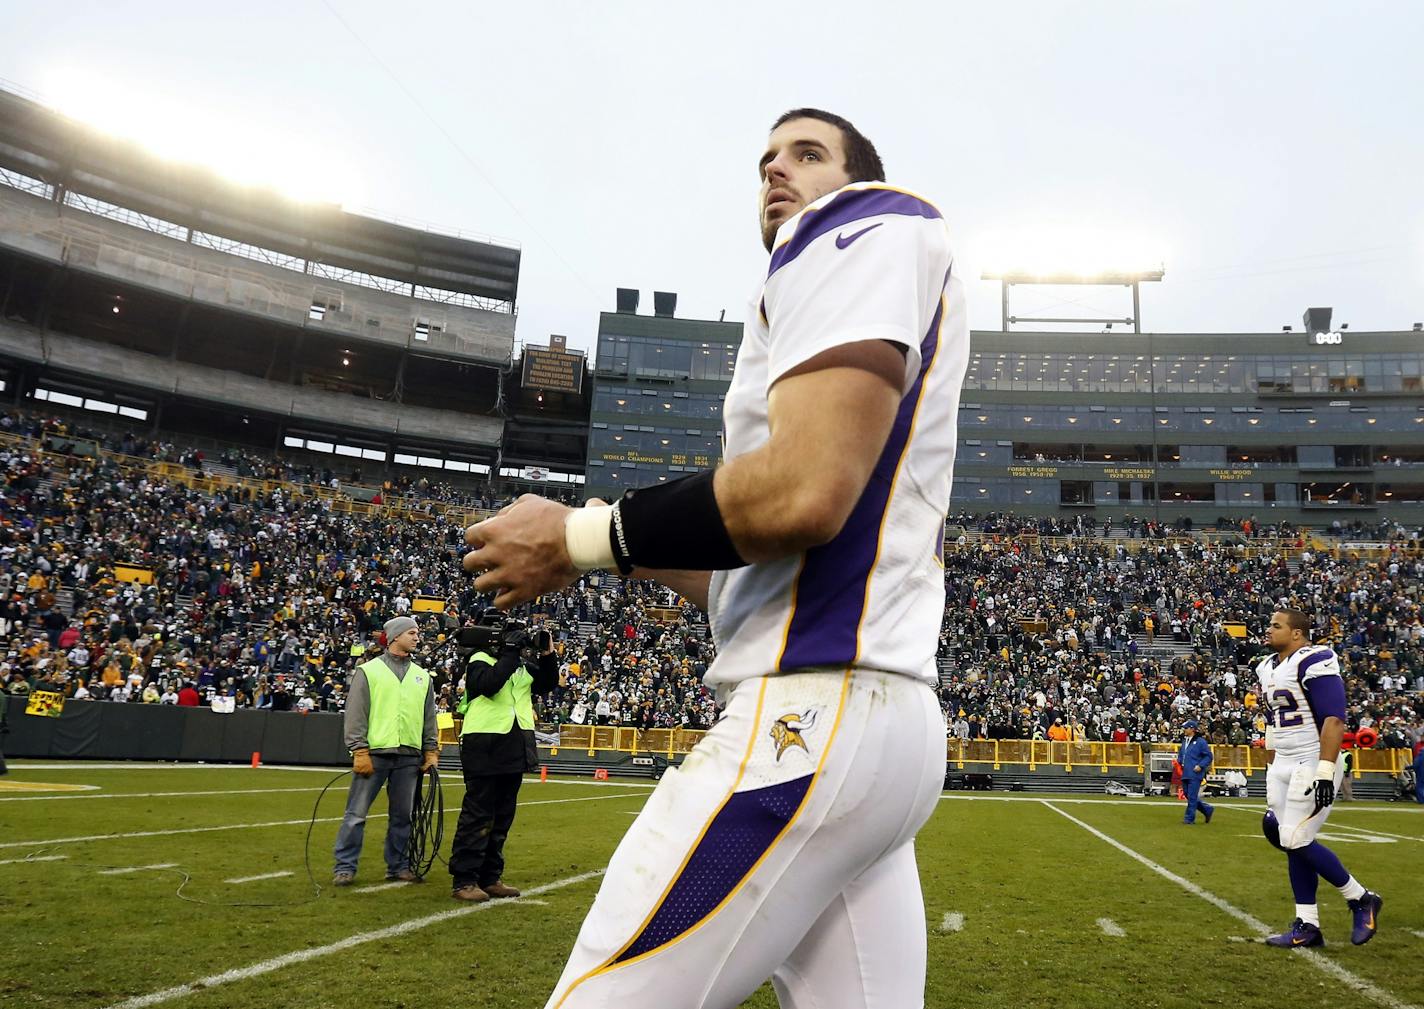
[332,616,439,886]
[448,618,558,901]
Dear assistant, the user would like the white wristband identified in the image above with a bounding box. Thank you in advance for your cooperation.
[1315,759,1336,780]
[564,505,616,571]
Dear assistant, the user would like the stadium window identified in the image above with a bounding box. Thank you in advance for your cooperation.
[309,301,326,322]
[36,389,84,408]
[335,444,363,458]
[444,461,472,472]
[360,449,386,462]
[84,398,119,414]
[118,406,147,420]
[393,453,419,466]
[418,456,444,469]
[306,440,334,454]
[414,319,431,342]
[284,436,305,449]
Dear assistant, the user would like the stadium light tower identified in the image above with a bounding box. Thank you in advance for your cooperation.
[982,267,1165,334]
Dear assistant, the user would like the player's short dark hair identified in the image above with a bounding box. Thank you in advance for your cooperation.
[771,108,885,183]
[1275,608,1311,635]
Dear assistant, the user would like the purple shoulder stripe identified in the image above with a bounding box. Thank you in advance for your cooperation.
[1296,649,1336,678]
[767,187,941,280]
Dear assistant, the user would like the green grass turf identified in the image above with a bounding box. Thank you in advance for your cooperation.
[1,763,1420,1009]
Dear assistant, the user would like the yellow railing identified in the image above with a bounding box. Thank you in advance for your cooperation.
[517,726,1413,777]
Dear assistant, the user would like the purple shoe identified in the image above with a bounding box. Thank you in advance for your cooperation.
[1265,919,1324,948]
[1347,891,1382,946]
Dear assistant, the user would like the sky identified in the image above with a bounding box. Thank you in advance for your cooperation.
[2,1,1422,356]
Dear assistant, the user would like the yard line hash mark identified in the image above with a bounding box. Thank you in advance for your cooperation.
[225,871,294,884]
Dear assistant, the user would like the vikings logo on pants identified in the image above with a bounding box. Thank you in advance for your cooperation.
[770,709,819,761]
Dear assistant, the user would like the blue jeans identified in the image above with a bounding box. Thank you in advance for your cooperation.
[332,753,420,876]
[1183,777,1214,823]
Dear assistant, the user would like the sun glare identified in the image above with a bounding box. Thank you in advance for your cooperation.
[38,71,364,207]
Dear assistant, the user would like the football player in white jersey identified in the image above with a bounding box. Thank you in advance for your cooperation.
[1256,608,1382,948]
[461,108,967,1008]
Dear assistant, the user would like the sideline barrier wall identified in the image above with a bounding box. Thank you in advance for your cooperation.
[4,695,347,765]
[6,696,1410,776]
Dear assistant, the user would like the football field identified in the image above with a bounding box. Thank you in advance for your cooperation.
[1,763,1420,1009]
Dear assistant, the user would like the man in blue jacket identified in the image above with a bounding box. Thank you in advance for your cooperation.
[1413,746,1424,804]
[1178,719,1215,824]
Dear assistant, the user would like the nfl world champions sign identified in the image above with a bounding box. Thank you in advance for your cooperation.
[521,335,584,395]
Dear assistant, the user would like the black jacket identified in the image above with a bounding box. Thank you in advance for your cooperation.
[461,647,559,775]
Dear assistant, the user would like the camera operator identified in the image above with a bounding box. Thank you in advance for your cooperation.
[448,612,558,902]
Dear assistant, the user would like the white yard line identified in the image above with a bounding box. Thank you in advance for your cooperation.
[1096,918,1126,937]
[939,912,964,933]
[353,881,410,894]
[1211,804,1423,843]
[0,854,67,866]
[98,870,604,1009]
[1041,801,1419,1009]
[1,790,648,849]
[5,763,342,772]
[98,864,177,876]
[1409,930,1424,940]
[0,786,332,803]
[224,871,294,885]
[1315,819,1423,845]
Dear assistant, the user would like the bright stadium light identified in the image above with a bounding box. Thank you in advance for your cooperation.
[977,228,1167,334]
[39,71,365,207]
[979,230,1166,283]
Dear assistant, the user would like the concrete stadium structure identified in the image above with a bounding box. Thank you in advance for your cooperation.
[0,86,526,476]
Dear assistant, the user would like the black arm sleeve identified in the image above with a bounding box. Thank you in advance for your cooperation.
[529,652,560,695]
[466,650,521,698]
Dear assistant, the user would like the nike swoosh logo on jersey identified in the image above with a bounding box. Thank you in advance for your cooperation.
[835,222,882,249]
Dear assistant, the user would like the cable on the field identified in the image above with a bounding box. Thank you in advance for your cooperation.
[12,768,350,908]
[405,764,444,879]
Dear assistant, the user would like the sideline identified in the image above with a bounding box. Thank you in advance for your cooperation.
[99,870,605,1009]
[0,791,648,849]
[2,775,658,803]
[936,793,1415,812]
[1042,801,1418,1009]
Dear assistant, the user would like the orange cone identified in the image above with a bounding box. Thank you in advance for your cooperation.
[251,751,261,768]
[540,765,548,783]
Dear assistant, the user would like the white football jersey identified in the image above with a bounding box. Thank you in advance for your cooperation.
[705,182,969,689]
[1255,644,1340,757]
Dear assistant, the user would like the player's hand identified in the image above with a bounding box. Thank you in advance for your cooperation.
[1311,778,1335,815]
[1192,765,1201,774]
[463,495,580,608]
[420,750,439,773]
[352,748,374,777]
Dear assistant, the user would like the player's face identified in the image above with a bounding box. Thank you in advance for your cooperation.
[757,118,853,251]
[1265,612,1295,650]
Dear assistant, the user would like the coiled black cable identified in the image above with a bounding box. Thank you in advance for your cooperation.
[404,765,444,879]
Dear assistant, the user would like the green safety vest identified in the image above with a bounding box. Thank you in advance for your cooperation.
[461,651,535,735]
[359,657,430,751]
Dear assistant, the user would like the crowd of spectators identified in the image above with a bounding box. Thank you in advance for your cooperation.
[1,410,1420,758]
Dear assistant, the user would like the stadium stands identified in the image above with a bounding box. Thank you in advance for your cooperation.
[0,408,1419,756]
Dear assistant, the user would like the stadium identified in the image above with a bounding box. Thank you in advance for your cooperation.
[1,29,1421,1009]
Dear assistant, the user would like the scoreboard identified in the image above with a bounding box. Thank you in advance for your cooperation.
[521,335,584,394]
